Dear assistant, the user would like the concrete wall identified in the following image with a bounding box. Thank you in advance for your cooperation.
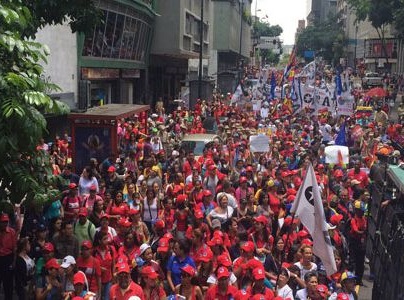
[35,24,78,107]
[151,0,181,54]
[212,0,251,58]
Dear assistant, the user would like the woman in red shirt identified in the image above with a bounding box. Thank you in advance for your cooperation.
[93,232,116,300]
[117,231,140,268]
[174,194,190,240]
[248,216,273,263]
[107,191,129,228]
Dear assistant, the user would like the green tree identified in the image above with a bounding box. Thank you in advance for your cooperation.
[0,1,97,212]
[347,0,399,69]
[253,19,283,66]
[295,15,346,65]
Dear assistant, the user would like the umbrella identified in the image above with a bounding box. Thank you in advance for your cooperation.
[365,87,387,98]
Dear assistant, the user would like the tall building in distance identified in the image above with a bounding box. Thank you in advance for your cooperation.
[307,0,336,25]
[295,19,306,43]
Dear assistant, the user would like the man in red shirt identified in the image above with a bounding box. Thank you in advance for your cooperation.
[205,266,239,300]
[76,240,102,296]
[0,213,17,299]
[347,161,369,189]
[110,263,145,300]
[243,267,275,299]
[348,200,367,286]
[183,152,201,178]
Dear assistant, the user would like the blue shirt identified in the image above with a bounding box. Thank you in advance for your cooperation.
[167,255,196,286]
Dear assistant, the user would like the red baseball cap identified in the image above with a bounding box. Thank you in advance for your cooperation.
[194,210,204,219]
[239,176,248,183]
[246,166,253,172]
[246,258,263,270]
[108,166,116,172]
[207,237,223,247]
[301,238,313,246]
[45,258,60,270]
[337,293,350,300]
[128,209,140,216]
[208,164,217,171]
[330,214,343,226]
[197,248,213,263]
[217,254,232,267]
[241,241,255,253]
[217,266,230,279]
[254,215,268,225]
[89,185,97,191]
[157,238,170,253]
[81,240,93,249]
[118,218,132,228]
[115,263,130,274]
[43,242,55,253]
[176,194,187,204]
[181,264,196,277]
[78,207,88,217]
[100,213,109,220]
[154,220,165,230]
[68,183,77,189]
[0,213,9,222]
[297,230,310,239]
[73,272,86,285]
[163,232,174,241]
[334,169,344,177]
[141,266,159,279]
[317,284,329,297]
[252,267,266,280]
[203,190,212,197]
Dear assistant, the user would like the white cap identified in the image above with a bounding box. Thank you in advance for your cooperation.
[172,150,180,157]
[61,255,76,268]
[139,243,151,256]
[327,223,336,230]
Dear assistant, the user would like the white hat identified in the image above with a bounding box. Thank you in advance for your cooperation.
[327,223,336,230]
[139,243,151,256]
[61,255,76,268]
[172,150,180,157]
[151,113,158,118]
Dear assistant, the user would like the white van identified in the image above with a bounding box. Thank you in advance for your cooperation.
[180,134,221,158]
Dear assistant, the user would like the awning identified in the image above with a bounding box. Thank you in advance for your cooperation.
[388,165,404,194]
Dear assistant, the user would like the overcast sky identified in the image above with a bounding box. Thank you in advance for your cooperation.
[251,0,308,45]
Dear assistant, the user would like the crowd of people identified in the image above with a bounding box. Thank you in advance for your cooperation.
[0,73,403,300]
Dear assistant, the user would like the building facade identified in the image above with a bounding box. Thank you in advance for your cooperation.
[35,0,157,109]
[150,0,213,110]
[336,0,399,73]
[211,0,252,94]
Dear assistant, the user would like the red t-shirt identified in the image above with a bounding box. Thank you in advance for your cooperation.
[76,256,102,293]
[245,286,275,300]
[0,227,17,256]
[109,281,145,300]
[93,246,116,283]
[205,285,239,300]
[117,245,139,266]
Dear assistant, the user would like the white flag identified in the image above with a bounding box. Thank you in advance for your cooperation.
[290,163,337,276]
[230,84,243,104]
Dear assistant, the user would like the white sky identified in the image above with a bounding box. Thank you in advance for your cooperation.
[251,0,308,45]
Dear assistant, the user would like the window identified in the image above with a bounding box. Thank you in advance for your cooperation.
[185,13,192,35]
[82,7,152,63]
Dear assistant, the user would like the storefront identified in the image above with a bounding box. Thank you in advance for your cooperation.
[77,0,156,106]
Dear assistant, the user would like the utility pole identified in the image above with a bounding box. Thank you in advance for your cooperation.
[198,0,204,100]
[238,0,244,85]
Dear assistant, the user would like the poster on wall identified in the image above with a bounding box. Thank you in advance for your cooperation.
[75,126,112,172]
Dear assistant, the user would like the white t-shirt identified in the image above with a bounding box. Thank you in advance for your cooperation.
[294,261,318,280]
[277,284,294,299]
